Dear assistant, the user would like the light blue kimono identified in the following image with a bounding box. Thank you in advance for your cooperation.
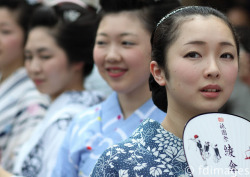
[52,92,165,177]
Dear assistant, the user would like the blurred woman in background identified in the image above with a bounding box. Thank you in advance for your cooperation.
[0,1,104,177]
[0,0,49,171]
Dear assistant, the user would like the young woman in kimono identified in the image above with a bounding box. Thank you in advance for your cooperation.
[52,0,181,176]
[0,1,104,177]
[90,6,240,176]
[0,0,49,171]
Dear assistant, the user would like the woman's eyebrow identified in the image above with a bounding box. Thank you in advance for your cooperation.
[96,32,138,37]
[120,32,137,37]
[184,40,206,45]
[96,32,107,37]
[219,41,235,47]
[184,40,235,47]
[37,47,50,53]
[0,22,11,27]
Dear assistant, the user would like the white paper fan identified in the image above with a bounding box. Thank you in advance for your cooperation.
[183,113,250,177]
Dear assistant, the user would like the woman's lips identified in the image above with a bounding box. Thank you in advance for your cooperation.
[33,79,44,86]
[106,67,127,78]
[200,84,222,98]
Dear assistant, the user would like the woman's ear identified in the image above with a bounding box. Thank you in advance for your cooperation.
[73,62,84,72]
[150,61,166,86]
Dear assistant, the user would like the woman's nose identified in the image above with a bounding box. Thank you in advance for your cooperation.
[204,58,220,79]
[26,58,41,74]
[105,45,121,63]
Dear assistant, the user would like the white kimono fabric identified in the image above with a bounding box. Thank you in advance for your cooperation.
[13,90,104,177]
[0,68,50,171]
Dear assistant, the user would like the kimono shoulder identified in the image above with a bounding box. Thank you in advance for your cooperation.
[52,93,166,177]
[12,90,104,177]
[91,119,189,177]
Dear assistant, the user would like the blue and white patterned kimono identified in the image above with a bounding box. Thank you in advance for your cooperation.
[12,91,104,177]
[91,119,189,177]
[52,92,165,177]
[0,68,49,171]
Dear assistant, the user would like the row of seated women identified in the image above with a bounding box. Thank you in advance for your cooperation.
[0,0,247,176]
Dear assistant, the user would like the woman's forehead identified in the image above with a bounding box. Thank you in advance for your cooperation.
[175,15,233,41]
[98,12,149,35]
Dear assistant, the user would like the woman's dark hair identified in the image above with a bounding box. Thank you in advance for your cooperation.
[0,0,37,45]
[235,26,250,53]
[99,0,181,34]
[28,3,98,77]
[150,6,240,112]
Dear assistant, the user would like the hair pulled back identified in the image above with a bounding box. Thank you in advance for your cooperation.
[99,0,181,34]
[150,6,240,112]
[29,2,98,77]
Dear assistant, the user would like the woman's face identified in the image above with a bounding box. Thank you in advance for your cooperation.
[93,12,151,94]
[164,15,238,115]
[25,27,77,100]
[0,7,24,70]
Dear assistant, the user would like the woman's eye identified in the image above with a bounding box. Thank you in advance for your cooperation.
[40,55,52,60]
[221,53,234,59]
[24,55,32,60]
[122,41,134,46]
[96,40,106,46]
[0,29,12,35]
[184,52,201,58]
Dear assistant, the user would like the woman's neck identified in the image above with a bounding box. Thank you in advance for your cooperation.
[161,106,196,139]
[50,74,84,102]
[0,60,23,84]
[118,84,151,119]
[50,85,84,102]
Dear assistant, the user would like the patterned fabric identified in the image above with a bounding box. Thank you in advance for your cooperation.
[12,90,104,177]
[91,119,189,177]
[0,68,50,171]
[52,92,166,177]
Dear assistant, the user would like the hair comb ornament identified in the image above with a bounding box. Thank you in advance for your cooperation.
[156,6,194,28]
[63,9,80,22]
[26,0,41,5]
[43,0,87,8]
